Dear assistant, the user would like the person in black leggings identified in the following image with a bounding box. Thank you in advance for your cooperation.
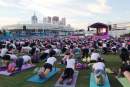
[120,48,130,63]
[118,61,130,77]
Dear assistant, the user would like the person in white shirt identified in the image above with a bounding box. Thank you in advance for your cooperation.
[58,54,75,85]
[102,42,107,54]
[7,54,17,60]
[122,42,126,48]
[54,48,61,56]
[10,41,16,49]
[0,47,8,57]
[22,55,32,64]
[20,41,25,46]
[6,54,32,72]
[14,55,32,71]
[61,51,70,64]
[111,45,117,54]
[92,59,106,86]
[38,50,57,79]
[44,49,50,54]
[90,50,101,62]
[103,43,107,48]
[36,47,40,52]
[21,46,32,53]
[41,49,50,60]
[93,62,105,72]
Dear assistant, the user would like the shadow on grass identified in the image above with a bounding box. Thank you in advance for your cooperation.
[108,74,123,87]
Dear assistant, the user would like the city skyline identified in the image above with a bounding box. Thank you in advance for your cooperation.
[0,0,130,29]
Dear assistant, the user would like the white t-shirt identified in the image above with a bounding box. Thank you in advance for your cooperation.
[103,43,107,47]
[20,41,25,45]
[66,59,75,70]
[22,55,31,63]
[0,48,8,57]
[46,57,57,65]
[91,52,100,61]
[54,48,61,55]
[93,62,105,71]
[7,54,17,60]
[122,43,126,48]
[36,47,40,52]
[54,48,59,53]
[6,41,10,44]
[11,43,16,49]
[112,46,116,49]
[51,45,56,49]
[44,49,50,53]
[22,46,32,51]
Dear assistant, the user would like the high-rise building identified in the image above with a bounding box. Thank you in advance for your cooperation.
[47,16,52,23]
[60,18,66,25]
[43,17,48,23]
[31,13,38,24]
[52,16,59,24]
[67,24,71,27]
[2,14,75,37]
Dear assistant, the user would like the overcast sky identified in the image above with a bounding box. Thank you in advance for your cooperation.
[0,0,130,29]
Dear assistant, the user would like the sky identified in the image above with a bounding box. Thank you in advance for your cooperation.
[0,0,130,29]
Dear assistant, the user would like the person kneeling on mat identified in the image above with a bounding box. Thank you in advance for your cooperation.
[120,48,130,64]
[7,55,33,72]
[90,49,101,63]
[92,58,106,86]
[38,49,57,79]
[58,54,75,85]
[61,51,70,65]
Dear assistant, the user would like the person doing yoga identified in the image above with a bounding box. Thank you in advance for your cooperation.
[58,54,75,85]
[38,49,57,79]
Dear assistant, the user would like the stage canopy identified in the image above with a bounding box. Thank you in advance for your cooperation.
[88,22,109,35]
[89,22,108,29]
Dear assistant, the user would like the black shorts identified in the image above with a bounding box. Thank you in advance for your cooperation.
[103,47,107,51]
[16,58,24,69]
[31,54,39,63]
[2,55,11,60]
[112,48,116,52]
[43,63,52,71]
[40,53,48,60]
[121,57,129,62]
[62,68,74,80]
[121,65,130,72]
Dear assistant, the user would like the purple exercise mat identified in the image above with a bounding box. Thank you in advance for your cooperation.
[0,67,6,71]
[0,64,35,76]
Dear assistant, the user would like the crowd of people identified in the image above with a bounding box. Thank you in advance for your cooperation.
[0,36,130,85]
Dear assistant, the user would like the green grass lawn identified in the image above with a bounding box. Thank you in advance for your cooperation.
[0,54,124,87]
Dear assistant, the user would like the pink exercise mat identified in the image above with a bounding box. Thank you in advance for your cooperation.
[0,64,35,76]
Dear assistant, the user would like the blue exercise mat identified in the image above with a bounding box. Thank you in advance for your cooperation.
[90,73,110,87]
[27,68,59,83]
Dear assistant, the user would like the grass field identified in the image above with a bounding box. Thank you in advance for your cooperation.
[0,54,124,87]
